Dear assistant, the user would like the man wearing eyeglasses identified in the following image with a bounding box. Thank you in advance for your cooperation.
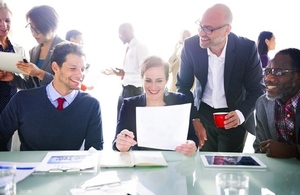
[176,3,265,152]
[254,48,300,159]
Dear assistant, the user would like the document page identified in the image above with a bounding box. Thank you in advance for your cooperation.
[35,148,99,173]
[136,103,191,150]
[0,52,26,74]
[133,151,168,166]
[0,162,39,183]
[100,151,167,167]
[100,151,134,168]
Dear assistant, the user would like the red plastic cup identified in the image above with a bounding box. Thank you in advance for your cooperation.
[213,112,228,128]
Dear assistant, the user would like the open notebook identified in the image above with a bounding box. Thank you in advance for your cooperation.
[100,151,168,168]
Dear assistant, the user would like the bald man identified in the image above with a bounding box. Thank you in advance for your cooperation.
[176,3,264,152]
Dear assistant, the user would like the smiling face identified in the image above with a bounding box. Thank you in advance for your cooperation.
[0,7,11,37]
[143,66,168,103]
[265,53,300,103]
[52,53,86,95]
[198,4,232,54]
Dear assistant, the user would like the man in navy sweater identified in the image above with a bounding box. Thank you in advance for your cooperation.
[0,42,104,151]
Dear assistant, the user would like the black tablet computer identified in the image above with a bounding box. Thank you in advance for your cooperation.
[200,154,267,169]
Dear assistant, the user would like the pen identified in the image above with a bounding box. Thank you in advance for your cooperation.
[16,167,34,170]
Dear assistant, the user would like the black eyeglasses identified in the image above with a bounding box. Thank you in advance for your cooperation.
[263,68,300,76]
[25,23,41,35]
[195,19,229,35]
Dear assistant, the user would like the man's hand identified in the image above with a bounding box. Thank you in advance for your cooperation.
[260,139,299,158]
[0,71,14,82]
[224,111,240,129]
[112,68,125,77]
[101,68,115,75]
[192,119,207,149]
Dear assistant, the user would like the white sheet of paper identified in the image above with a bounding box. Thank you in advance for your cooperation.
[81,171,120,189]
[70,180,154,195]
[0,52,26,74]
[35,148,99,173]
[0,162,39,183]
[136,103,191,150]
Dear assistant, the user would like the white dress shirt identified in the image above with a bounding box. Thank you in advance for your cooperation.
[202,40,228,108]
[46,81,78,109]
[122,38,149,87]
[202,38,245,124]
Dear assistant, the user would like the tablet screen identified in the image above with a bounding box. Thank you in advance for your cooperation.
[200,154,267,168]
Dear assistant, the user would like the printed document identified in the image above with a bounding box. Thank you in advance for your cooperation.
[35,148,99,173]
[136,103,191,150]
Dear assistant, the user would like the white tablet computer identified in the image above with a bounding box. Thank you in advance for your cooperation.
[200,154,267,169]
[0,52,26,74]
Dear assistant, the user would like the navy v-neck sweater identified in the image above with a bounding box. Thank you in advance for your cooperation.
[0,86,103,151]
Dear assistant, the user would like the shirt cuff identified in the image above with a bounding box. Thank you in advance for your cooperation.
[235,110,245,125]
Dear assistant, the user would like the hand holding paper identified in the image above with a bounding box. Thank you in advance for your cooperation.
[0,70,14,82]
[16,61,43,78]
[0,52,26,74]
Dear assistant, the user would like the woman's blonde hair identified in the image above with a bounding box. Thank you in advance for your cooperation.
[140,55,169,79]
[0,1,12,15]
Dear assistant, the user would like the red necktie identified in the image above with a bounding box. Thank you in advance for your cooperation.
[57,98,65,110]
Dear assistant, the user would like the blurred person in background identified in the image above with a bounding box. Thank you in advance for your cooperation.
[102,23,149,120]
[66,29,93,91]
[257,31,276,68]
[168,29,191,92]
[0,5,66,89]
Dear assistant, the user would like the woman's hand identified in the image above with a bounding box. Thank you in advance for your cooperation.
[175,140,197,157]
[16,61,45,80]
[0,71,14,81]
[115,129,137,152]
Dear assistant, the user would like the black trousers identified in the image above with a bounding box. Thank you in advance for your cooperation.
[117,85,143,120]
[199,102,247,152]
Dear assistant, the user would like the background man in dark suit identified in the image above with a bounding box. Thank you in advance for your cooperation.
[176,3,265,152]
